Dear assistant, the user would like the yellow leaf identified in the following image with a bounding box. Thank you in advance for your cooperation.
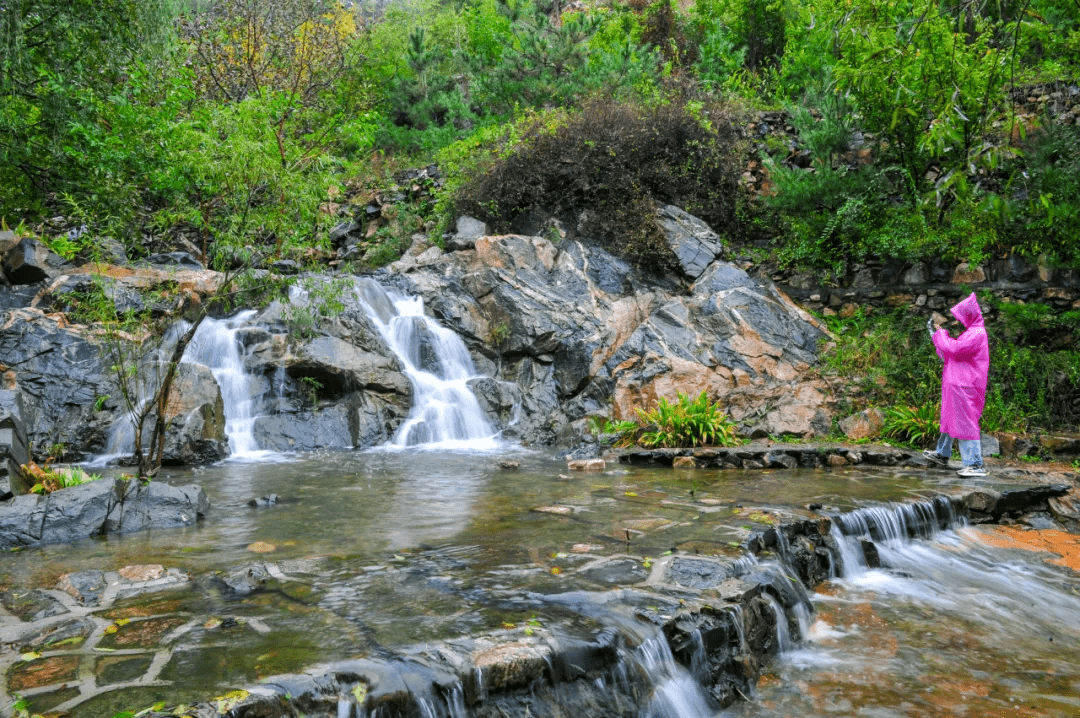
[20,651,41,661]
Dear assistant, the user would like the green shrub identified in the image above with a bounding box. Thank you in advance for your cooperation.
[634,391,739,448]
[451,96,743,270]
[24,463,104,495]
[882,403,940,448]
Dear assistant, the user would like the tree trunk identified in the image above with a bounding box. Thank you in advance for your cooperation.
[135,312,208,478]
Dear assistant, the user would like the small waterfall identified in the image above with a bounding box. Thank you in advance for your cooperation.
[355,279,500,450]
[631,632,715,717]
[830,497,962,576]
[182,311,263,457]
[92,311,268,463]
[763,594,793,653]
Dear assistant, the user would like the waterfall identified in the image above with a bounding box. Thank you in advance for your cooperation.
[829,496,962,576]
[182,311,264,457]
[92,311,267,464]
[355,279,501,450]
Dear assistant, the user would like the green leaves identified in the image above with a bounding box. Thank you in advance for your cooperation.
[883,403,940,448]
[634,391,740,448]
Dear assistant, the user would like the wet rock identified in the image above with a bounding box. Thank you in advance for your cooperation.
[962,488,1000,516]
[253,403,356,451]
[118,564,166,581]
[247,494,279,508]
[0,388,30,494]
[567,459,605,471]
[106,480,209,535]
[0,308,115,458]
[826,454,848,467]
[994,484,1070,519]
[159,361,229,465]
[0,587,70,622]
[291,335,411,396]
[16,616,95,650]
[764,451,798,469]
[1020,512,1057,530]
[141,251,203,269]
[673,456,696,468]
[1048,488,1080,523]
[656,205,724,279]
[840,408,885,440]
[498,460,520,471]
[668,557,731,589]
[578,557,650,585]
[56,570,107,606]
[3,237,67,284]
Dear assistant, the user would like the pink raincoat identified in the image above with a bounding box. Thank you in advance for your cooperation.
[932,292,989,440]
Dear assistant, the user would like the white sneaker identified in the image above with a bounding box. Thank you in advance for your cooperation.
[921,449,949,467]
[957,466,988,477]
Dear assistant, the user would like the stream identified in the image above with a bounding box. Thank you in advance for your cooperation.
[2,279,1079,716]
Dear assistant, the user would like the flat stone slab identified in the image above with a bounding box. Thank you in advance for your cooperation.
[0,479,209,550]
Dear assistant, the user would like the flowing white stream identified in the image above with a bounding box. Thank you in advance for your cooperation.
[355,278,502,451]
[181,311,268,459]
[727,499,1080,717]
[92,312,269,464]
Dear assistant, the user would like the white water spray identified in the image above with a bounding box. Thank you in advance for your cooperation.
[355,279,500,450]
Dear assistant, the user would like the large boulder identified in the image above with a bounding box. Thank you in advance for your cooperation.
[656,204,725,280]
[0,478,208,549]
[289,335,411,396]
[3,237,67,285]
[0,308,115,459]
[161,362,229,465]
[394,209,832,445]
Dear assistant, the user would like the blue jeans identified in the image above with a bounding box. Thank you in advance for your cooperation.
[935,432,983,468]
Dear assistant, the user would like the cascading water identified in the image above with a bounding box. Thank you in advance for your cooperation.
[93,311,268,463]
[730,498,1080,717]
[355,279,501,450]
[181,311,265,457]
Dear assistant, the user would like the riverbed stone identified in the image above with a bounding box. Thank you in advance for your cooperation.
[56,570,108,607]
[0,388,30,494]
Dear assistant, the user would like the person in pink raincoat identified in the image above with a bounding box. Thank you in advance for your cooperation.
[922,292,990,476]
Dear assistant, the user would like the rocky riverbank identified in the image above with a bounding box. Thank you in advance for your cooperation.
[3,470,1073,718]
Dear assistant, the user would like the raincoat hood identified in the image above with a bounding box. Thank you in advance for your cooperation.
[950,292,984,329]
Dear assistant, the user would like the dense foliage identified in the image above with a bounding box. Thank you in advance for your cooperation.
[1,0,1078,446]
[819,300,1080,439]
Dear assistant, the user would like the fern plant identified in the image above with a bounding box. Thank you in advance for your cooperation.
[882,403,940,448]
[635,391,739,448]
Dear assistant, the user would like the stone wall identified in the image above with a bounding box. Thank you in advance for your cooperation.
[777,254,1080,321]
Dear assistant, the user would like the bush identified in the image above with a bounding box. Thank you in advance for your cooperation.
[23,463,104,495]
[634,391,739,448]
[882,403,940,448]
[451,96,743,269]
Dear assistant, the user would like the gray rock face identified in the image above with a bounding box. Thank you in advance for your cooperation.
[291,336,411,396]
[3,237,67,284]
[0,308,115,459]
[394,209,832,446]
[0,388,30,494]
[446,216,489,252]
[657,204,725,279]
[161,362,229,465]
[0,478,208,549]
